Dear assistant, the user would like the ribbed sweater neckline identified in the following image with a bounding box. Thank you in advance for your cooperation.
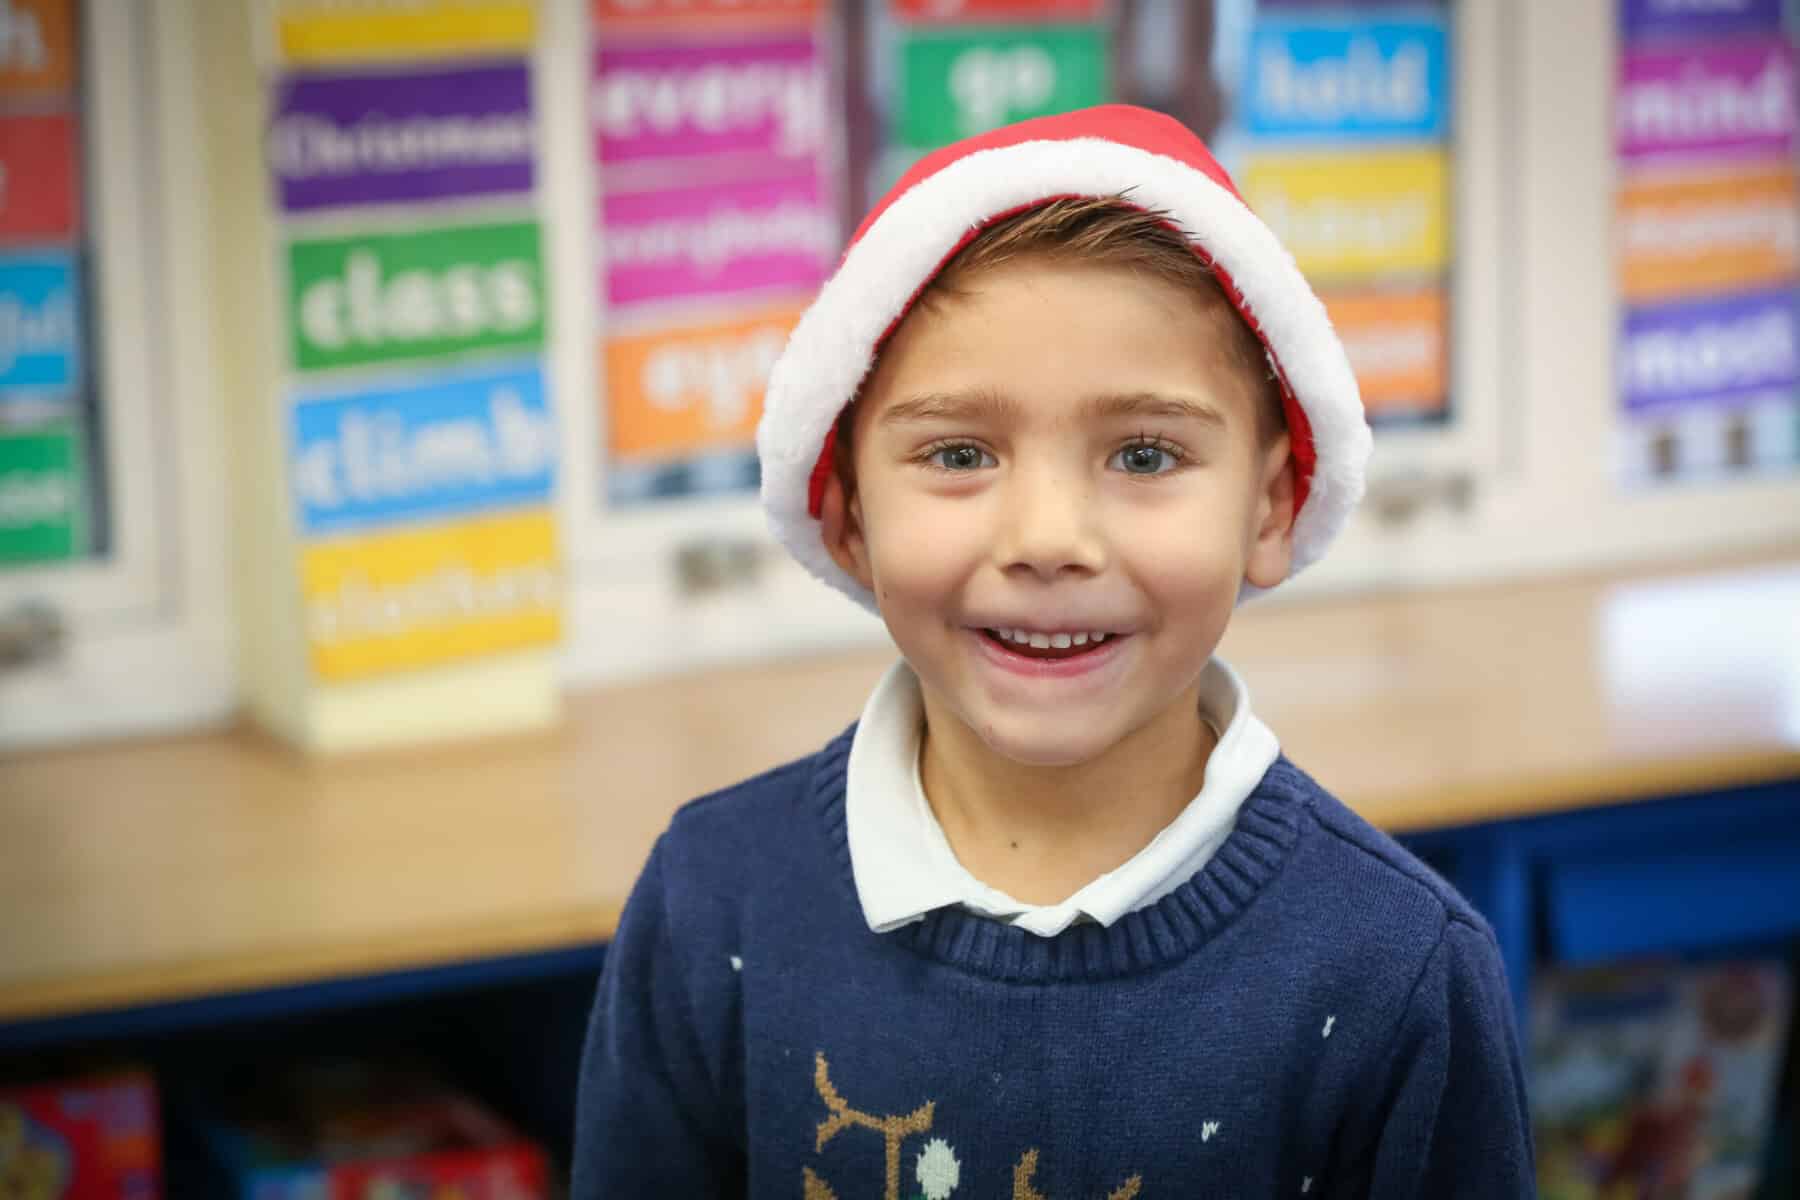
[809,726,1306,983]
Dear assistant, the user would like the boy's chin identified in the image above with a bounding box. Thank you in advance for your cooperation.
[968,714,1125,770]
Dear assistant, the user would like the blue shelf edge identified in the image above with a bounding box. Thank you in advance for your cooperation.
[0,940,608,1054]
[1400,775,1800,1025]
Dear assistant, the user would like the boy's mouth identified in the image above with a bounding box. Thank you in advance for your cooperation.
[979,628,1118,661]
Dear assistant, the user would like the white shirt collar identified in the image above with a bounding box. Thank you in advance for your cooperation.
[844,657,1281,938]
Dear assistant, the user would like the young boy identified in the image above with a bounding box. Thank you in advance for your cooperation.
[573,106,1533,1198]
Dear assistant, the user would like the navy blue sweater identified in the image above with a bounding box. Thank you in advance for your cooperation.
[572,726,1533,1198]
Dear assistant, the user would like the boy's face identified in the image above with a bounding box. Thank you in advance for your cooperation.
[821,257,1297,768]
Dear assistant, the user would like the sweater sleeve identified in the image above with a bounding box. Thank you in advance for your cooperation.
[570,837,745,1197]
[1358,918,1535,1198]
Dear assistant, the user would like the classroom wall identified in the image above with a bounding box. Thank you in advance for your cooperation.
[544,0,1800,689]
[0,0,1795,748]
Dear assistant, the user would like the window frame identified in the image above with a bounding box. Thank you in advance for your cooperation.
[0,0,235,748]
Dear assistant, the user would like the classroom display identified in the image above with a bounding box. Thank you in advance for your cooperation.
[0,1067,161,1200]
[591,0,1455,510]
[1532,959,1792,1200]
[0,0,94,566]
[1211,0,1453,426]
[269,0,564,683]
[592,0,839,508]
[1614,0,1800,486]
[177,1059,548,1199]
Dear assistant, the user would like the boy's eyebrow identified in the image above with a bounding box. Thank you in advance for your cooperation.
[875,389,1022,428]
[1081,391,1230,430]
[875,390,1228,430]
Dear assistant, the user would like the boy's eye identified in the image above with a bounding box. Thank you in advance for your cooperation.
[928,444,996,471]
[1111,442,1181,476]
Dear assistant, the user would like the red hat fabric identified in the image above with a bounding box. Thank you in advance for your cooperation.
[757,104,1370,613]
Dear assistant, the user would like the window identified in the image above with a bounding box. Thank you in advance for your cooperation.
[0,0,233,747]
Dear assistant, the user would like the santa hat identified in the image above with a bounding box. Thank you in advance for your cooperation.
[757,104,1371,614]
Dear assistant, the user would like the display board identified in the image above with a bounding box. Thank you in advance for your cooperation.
[590,0,840,508]
[1614,0,1800,486]
[861,0,1456,427]
[268,0,563,683]
[583,0,1458,516]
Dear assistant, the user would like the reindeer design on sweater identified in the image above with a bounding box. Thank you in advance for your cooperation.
[805,1053,1143,1200]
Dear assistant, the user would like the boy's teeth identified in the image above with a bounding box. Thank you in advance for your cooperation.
[987,628,1115,649]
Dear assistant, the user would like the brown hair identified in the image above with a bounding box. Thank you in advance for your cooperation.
[835,196,1285,482]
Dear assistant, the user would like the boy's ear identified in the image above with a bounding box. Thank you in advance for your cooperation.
[1244,432,1298,591]
[817,460,875,592]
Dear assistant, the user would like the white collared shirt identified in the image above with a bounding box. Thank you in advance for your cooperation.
[844,657,1281,938]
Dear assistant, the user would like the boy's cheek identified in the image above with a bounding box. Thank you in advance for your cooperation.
[868,513,986,596]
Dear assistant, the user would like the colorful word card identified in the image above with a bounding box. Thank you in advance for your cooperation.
[300,506,560,680]
[1320,287,1447,418]
[0,113,78,240]
[1618,288,1798,414]
[604,303,798,464]
[0,251,76,394]
[289,363,555,536]
[0,420,81,562]
[1620,0,1784,40]
[269,63,535,212]
[601,169,834,308]
[889,0,1105,20]
[1243,17,1449,142]
[592,0,820,32]
[898,24,1109,146]
[1240,147,1448,281]
[1618,160,1799,304]
[276,1,536,65]
[592,33,827,171]
[0,0,72,97]
[286,219,545,373]
[1617,39,1796,161]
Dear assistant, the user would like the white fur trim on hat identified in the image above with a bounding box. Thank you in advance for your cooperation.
[758,136,1371,616]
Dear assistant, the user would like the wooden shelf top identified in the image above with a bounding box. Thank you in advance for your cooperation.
[3,548,1797,1026]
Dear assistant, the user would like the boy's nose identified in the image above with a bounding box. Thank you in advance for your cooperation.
[992,464,1108,582]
